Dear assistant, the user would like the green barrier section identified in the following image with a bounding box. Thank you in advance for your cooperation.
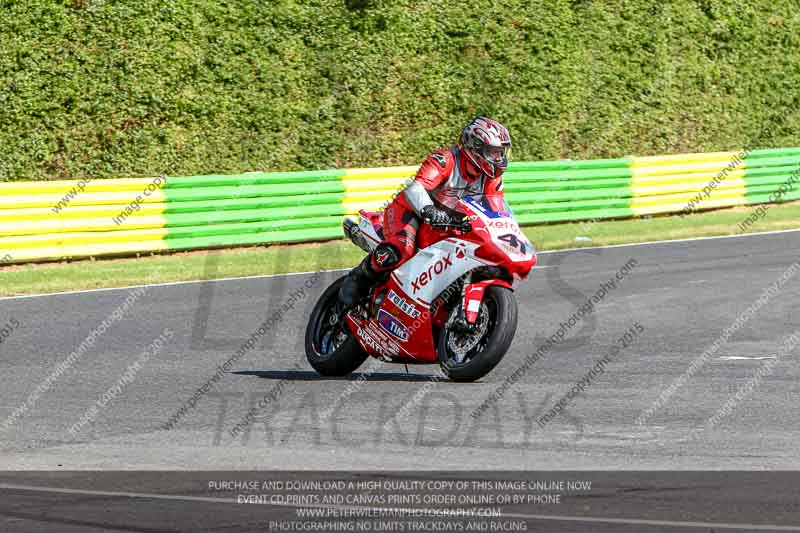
[1,149,799,264]
[161,169,347,250]
[162,169,348,250]
[508,157,633,172]
[164,169,346,188]
[743,149,800,202]
[744,148,800,160]
[166,227,344,251]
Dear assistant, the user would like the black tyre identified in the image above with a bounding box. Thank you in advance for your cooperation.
[437,286,518,382]
[305,277,369,376]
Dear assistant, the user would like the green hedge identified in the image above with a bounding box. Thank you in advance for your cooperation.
[2,0,799,182]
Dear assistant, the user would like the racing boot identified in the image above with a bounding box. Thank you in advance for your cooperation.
[338,254,382,307]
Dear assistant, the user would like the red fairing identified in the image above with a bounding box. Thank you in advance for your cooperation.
[349,276,439,363]
[464,210,537,280]
[346,183,534,366]
[512,253,537,279]
[463,279,513,324]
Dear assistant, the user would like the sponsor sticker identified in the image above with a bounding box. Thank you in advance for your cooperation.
[411,253,453,294]
[388,290,421,319]
[377,309,410,341]
[487,219,521,232]
[357,324,400,356]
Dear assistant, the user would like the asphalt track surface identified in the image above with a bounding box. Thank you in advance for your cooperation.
[1,230,800,531]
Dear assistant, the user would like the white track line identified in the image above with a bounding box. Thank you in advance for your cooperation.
[1,227,798,302]
[1,483,799,531]
[545,227,800,254]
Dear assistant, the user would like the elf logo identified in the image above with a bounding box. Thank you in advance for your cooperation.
[411,253,453,294]
[377,310,410,341]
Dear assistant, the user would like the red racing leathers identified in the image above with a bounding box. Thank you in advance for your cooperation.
[371,146,505,272]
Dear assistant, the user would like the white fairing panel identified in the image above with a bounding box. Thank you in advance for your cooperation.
[391,239,484,306]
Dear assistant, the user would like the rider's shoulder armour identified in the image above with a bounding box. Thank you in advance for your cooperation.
[429,147,486,211]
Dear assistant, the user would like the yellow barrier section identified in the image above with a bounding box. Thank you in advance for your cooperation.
[341,166,416,214]
[0,177,169,261]
[0,214,168,239]
[0,177,164,195]
[0,203,166,222]
[2,240,169,263]
[0,228,168,249]
[0,190,168,209]
[630,151,748,216]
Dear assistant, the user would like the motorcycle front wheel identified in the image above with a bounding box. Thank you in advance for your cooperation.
[437,285,518,382]
[305,277,368,376]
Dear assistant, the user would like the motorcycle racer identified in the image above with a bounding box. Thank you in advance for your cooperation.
[339,116,512,306]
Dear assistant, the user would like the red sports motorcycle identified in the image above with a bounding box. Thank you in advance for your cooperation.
[305,194,536,382]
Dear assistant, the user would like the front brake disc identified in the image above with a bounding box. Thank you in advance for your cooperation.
[446,303,489,364]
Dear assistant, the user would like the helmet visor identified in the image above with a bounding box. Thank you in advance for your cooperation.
[479,144,510,168]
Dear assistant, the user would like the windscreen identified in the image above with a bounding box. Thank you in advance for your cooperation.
[461,194,513,219]
[462,195,535,260]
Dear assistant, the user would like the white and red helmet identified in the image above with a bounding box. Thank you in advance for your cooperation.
[460,116,512,178]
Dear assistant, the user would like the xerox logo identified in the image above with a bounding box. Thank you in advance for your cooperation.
[487,219,520,232]
[411,253,453,294]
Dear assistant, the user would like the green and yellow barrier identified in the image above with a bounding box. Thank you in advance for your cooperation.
[1,147,799,264]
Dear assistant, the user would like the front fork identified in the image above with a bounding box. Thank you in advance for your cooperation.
[449,274,513,333]
[449,273,475,333]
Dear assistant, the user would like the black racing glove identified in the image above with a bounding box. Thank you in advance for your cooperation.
[421,205,451,226]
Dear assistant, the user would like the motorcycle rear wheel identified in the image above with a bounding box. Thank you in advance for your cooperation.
[305,277,369,376]
[437,285,518,382]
